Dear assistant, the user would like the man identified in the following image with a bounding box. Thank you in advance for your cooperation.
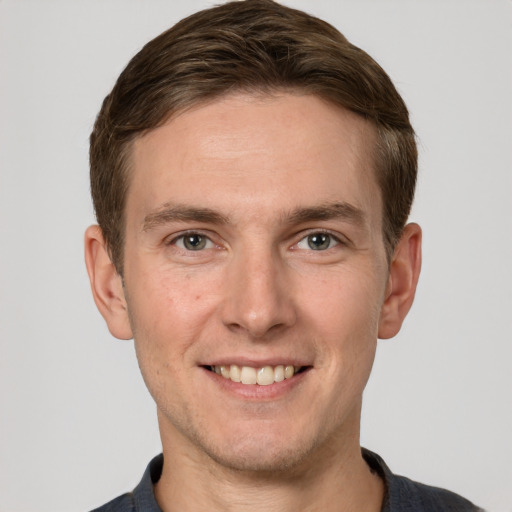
[84,1,481,510]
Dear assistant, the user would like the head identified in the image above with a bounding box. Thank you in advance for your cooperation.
[85,0,421,478]
[89,0,417,275]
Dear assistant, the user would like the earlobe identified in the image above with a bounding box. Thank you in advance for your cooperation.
[378,223,422,340]
[84,225,133,340]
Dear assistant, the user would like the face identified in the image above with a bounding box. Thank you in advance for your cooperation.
[114,93,393,472]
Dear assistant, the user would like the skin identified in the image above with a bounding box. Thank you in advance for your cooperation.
[85,93,421,512]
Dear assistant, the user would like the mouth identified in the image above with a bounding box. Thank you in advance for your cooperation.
[204,364,309,386]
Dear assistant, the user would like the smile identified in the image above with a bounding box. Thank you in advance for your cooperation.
[207,364,306,386]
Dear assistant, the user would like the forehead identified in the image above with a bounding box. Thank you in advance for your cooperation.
[127,93,380,227]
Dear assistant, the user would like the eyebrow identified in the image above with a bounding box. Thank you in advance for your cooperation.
[284,202,366,227]
[142,204,230,232]
[142,201,365,232]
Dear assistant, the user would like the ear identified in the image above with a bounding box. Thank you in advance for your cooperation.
[378,223,422,339]
[84,225,133,340]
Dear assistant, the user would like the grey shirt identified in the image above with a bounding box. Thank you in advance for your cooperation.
[90,449,482,511]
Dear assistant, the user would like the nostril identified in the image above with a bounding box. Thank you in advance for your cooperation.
[225,320,289,340]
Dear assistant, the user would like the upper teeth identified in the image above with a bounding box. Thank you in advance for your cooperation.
[213,364,299,386]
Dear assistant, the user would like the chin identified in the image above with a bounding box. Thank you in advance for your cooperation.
[194,426,322,475]
[206,443,309,474]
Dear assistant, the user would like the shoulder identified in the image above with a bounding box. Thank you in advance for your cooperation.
[389,473,483,511]
[90,493,135,512]
[362,449,483,512]
[89,454,163,512]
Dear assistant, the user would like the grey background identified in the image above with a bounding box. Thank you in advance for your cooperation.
[1,1,511,510]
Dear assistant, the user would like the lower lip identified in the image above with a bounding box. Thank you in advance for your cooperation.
[201,367,310,400]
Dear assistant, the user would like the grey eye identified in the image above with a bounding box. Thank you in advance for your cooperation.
[180,234,208,250]
[296,232,339,251]
[307,233,331,250]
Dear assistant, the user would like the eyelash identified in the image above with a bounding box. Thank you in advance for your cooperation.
[295,231,342,251]
[166,229,345,253]
[166,231,217,251]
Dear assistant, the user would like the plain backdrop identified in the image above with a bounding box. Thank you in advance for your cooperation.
[1,1,511,511]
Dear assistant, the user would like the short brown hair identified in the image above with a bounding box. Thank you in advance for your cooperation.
[90,0,417,274]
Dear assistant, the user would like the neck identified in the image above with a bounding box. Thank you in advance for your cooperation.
[154,412,384,512]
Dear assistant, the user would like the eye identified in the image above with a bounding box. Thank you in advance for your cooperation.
[173,233,214,251]
[296,232,339,251]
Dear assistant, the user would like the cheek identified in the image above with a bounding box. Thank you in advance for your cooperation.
[125,269,212,367]
[127,263,232,363]
[300,268,384,334]
[301,268,384,387]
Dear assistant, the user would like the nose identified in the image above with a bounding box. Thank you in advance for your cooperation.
[220,246,297,339]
